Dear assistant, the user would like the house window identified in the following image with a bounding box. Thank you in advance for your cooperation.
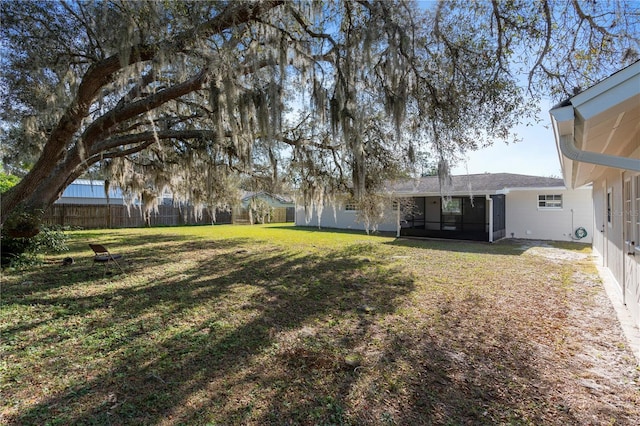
[607,188,613,225]
[345,202,357,211]
[442,198,462,215]
[538,194,562,209]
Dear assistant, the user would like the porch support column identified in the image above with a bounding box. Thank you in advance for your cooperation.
[487,195,494,243]
[396,199,401,238]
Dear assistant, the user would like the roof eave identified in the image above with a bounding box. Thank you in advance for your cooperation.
[550,61,640,188]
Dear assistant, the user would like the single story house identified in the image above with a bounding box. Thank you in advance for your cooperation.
[550,60,640,329]
[235,191,295,223]
[295,173,593,243]
[240,191,295,209]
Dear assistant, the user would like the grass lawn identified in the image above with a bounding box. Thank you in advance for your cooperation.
[2,224,639,425]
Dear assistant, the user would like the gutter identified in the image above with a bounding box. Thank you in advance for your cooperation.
[496,186,569,195]
[558,134,640,173]
[550,104,640,188]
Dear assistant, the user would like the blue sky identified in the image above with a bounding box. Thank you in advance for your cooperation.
[450,102,563,178]
[413,0,564,178]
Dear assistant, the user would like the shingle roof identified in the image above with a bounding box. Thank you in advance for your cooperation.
[389,173,565,195]
[240,191,294,204]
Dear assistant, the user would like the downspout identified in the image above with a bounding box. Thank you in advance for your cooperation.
[396,200,401,238]
[487,195,494,243]
[558,134,640,172]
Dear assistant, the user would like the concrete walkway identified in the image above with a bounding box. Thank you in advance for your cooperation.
[593,254,640,365]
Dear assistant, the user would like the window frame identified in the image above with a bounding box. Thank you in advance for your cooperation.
[441,198,462,215]
[344,202,358,211]
[537,194,563,210]
[635,176,640,252]
[607,187,613,227]
[624,177,632,248]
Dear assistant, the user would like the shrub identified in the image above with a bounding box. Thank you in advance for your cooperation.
[1,226,69,268]
[0,172,20,193]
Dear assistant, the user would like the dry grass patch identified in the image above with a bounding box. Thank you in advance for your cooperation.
[2,225,639,425]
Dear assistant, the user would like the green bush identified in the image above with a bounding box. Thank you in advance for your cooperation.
[0,172,20,193]
[1,226,69,268]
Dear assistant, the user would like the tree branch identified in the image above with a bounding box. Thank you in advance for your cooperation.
[78,128,230,172]
[571,0,618,38]
[82,68,211,149]
[528,0,552,92]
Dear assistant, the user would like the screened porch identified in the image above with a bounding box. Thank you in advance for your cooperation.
[400,195,505,242]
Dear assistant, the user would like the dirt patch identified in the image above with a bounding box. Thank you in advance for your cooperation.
[553,274,639,423]
[519,240,590,262]
[521,241,640,423]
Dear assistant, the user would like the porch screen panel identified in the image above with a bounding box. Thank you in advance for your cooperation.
[462,198,486,231]
[404,197,426,229]
[491,194,506,232]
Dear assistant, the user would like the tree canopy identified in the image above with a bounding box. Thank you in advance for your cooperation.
[1,0,638,232]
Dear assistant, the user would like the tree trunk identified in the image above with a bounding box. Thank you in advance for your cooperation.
[1,145,84,234]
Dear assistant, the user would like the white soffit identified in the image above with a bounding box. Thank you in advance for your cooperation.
[550,62,640,188]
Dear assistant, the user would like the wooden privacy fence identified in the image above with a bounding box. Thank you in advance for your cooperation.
[42,204,294,229]
[42,204,231,229]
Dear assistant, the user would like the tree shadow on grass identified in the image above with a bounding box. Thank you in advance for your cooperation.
[379,326,582,425]
[387,237,528,256]
[3,231,254,295]
[3,237,414,425]
[3,234,611,425]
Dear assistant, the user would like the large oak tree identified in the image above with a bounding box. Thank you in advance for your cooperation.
[1,0,638,234]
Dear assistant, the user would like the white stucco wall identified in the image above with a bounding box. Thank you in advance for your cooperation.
[505,187,593,243]
[424,197,441,230]
[295,202,398,233]
[297,187,595,241]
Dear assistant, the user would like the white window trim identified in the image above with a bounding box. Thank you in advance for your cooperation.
[344,202,358,212]
[537,194,563,210]
[634,175,640,252]
[607,187,613,228]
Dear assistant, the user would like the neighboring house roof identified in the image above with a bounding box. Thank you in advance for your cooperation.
[57,181,296,208]
[241,191,294,206]
[56,179,124,204]
[550,60,640,188]
[389,173,566,196]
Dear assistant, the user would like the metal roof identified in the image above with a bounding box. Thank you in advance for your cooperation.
[59,179,123,200]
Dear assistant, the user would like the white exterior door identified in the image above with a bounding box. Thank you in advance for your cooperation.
[623,174,640,325]
[604,181,610,266]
